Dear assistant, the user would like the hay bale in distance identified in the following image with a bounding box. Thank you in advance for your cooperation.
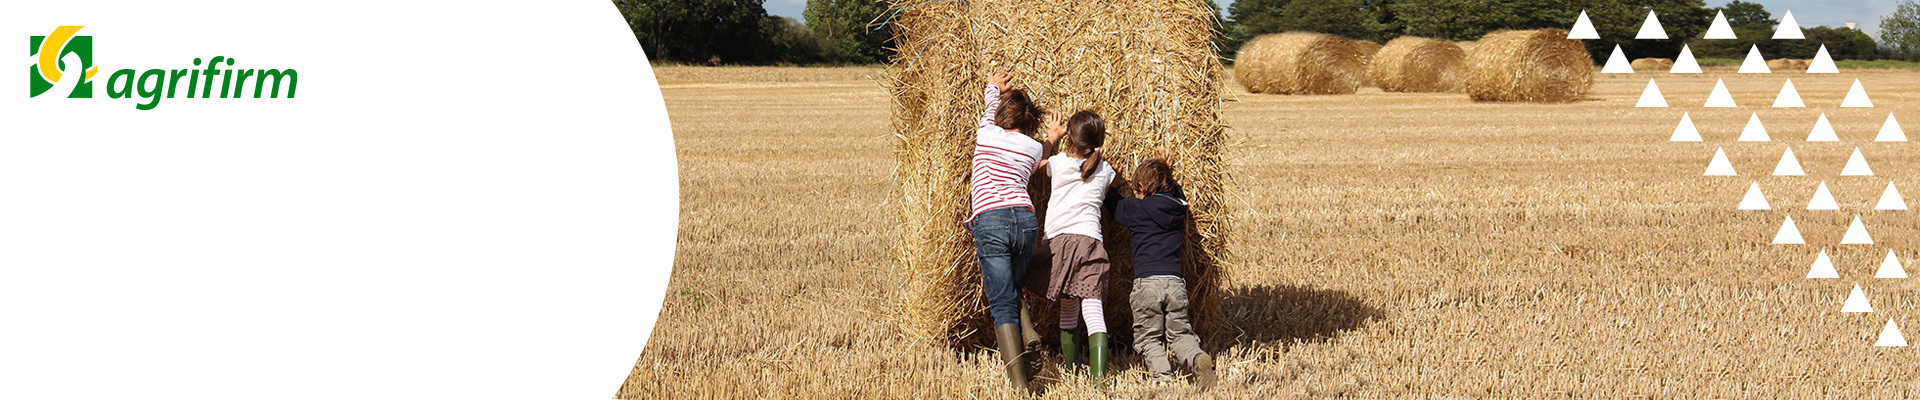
[1767,58,1810,72]
[1463,29,1594,103]
[884,0,1235,349]
[1631,58,1674,71]
[1235,32,1368,95]
[1366,36,1466,93]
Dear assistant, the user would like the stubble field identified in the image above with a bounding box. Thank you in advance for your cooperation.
[618,64,1920,399]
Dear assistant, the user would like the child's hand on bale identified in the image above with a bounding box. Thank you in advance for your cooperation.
[1044,112,1067,144]
[988,68,1013,90]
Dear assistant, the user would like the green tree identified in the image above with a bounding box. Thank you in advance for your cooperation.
[766,16,824,65]
[1718,0,1772,29]
[804,0,892,64]
[1882,0,1920,60]
[614,0,777,64]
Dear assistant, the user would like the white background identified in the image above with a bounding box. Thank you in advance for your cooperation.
[0,1,676,399]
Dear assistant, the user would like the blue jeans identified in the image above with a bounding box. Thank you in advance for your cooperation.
[971,206,1038,327]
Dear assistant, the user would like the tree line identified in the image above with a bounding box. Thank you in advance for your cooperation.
[614,0,1920,65]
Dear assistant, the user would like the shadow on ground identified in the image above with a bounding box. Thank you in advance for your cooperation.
[1217,284,1381,349]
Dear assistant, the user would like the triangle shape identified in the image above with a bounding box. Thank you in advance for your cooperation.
[1807,113,1839,142]
[1876,114,1907,142]
[1878,250,1908,279]
[1842,215,1874,244]
[1809,45,1839,73]
[1671,113,1702,142]
[1637,11,1669,39]
[1605,45,1635,73]
[1706,147,1738,176]
[1773,147,1805,176]
[1636,79,1666,107]
[1569,10,1601,39]
[1705,79,1737,107]
[1774,79,1804,108]
[1740,46,1771,73]
[1808,249,1840,278]
[1672,45,1703,73]
[1879,182,1907,210]
[1739,181,1771,210]
[1842,148,1874,176]
[1877,319,1908,347]
[1843,79,1874,107]
[1843,284,1873,312]
[1739,113,1770,142]
[1775,11,1806,39]
[1705,11,1738,39]
[1774,215,1804,244]
[1808,181,1839,210]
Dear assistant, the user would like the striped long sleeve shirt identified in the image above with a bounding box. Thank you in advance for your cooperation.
[968,83,1044,222]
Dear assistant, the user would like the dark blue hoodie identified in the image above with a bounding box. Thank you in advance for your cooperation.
[1106,184,1187,279]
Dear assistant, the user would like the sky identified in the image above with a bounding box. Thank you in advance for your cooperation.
[765,0,1902,37]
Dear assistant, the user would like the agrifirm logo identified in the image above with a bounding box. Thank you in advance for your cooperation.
[27,26,298,110]
[28,26,96,99]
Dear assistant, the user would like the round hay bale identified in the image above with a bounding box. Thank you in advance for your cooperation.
[884,0,1235,349]
[1352,40,1384,87]
[1235,32,1368,95]
[1631,58,1674,71]
[1463,29,1594,103]
[1366,36,1466,93]
[1767,58,1800,72]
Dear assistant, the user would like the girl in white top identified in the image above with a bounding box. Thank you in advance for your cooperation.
[1036,110,1118,387]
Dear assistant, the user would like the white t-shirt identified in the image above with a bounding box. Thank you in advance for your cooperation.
[1045,153,1115,240]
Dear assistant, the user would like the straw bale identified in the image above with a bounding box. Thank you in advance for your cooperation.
[1366,36,1466,93]
[1463,29,1593,103]
[883,0,1235,348]
[1630,58,1673,71]
[1235,32,1368,95]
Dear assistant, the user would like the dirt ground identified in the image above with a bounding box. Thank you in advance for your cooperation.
[619,65,1920,398]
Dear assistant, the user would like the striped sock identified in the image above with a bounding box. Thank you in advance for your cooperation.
[1081,298,1106,334]
[1059,299,1080,330]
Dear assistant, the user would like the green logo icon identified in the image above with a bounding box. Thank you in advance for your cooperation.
[29,25,96,98]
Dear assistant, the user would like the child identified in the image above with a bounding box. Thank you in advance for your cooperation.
[966,68,1047,391]
[1034,111,1117,387]
[1108,158,1217,388]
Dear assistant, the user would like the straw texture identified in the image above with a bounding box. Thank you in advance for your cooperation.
[1235,32,1369,95]
[1367,36,1466,93]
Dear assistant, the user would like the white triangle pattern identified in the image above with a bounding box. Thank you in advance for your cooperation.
[1569,10,1601,39]
[1776,11,1805,39]
[1637,79,1666,107]
[1878,250,1908,279]
[1774,147,1804,176]
[1877,114,1907,142]
[1774,215,1803,244]
[1673,45,1702,73]
[1842,148,1874,176]
[1705,11,1738,39]
[1707,147,1737,176]
[1740,46,1771,73]
[1843,284,1873,312]
[1606,45,1635,74]
[1843,79,1873,108]
[1774,80,1803,108]
[1739,113,1770,142]
[1807,113,1838,142]
[1671,113,1701,142]
[1877,182,1907,210]
[1808,250,1839,278]
[1809,46,1839,73]
[1638,11,1668,39]
[1877,319,1907,347]
[1808,182,1839,210]
[1705,79,1737,107]
[1841,215,1874,244]
[1740,182,1770,210]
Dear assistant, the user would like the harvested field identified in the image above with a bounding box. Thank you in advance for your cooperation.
[620,65,1920,398]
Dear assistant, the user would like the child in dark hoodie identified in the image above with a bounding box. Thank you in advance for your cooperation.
[1106,158,1217,388]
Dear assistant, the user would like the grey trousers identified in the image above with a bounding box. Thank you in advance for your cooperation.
[1130,275,1205,374]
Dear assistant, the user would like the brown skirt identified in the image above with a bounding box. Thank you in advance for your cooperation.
[1026,233,1110,300]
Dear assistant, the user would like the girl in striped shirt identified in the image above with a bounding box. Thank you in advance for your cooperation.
[967,68,1046,391]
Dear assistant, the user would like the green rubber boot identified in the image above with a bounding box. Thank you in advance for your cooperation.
[1059,329,1081,372]
[1088,332,1109,389]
